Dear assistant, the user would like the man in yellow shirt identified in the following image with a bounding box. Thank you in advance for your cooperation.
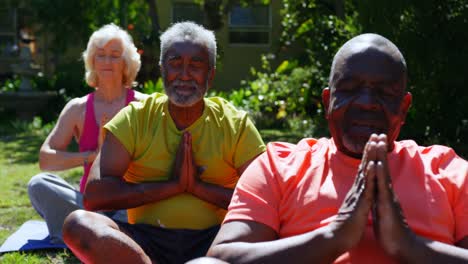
[62,22,265,264]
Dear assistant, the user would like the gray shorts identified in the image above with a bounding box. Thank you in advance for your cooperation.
[116,221,219,264]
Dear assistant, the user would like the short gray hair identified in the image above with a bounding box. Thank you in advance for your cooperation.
[159,21,216,68]
[82,23,141,88]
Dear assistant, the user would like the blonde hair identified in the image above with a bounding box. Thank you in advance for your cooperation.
[82,23,141,87]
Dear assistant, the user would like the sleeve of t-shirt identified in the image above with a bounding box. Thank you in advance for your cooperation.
[439,148,468,242]
[225,143,283,233]
[233,115,266,169]
[104,103,137,155]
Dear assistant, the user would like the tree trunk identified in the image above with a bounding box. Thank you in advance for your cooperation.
[146,0,160,40]
[335,0,345,19]
[120,0,128,27]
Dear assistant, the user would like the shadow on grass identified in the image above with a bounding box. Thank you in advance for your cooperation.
[0,135,44,164]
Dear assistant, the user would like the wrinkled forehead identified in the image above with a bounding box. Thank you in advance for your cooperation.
[330,40,406,88]
[164,41,209,59]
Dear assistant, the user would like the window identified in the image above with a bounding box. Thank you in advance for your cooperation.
[172,3,204,25]
[229,4,271,45]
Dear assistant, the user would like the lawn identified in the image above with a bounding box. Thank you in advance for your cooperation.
[0,120,81,263]
[0,118,303,263]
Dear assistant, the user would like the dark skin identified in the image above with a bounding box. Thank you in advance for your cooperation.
[83,42,249,211]
[63,41,258,263]
[207,34,468,263]
[325,40,412,158]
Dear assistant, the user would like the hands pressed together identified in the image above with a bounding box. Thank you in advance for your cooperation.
[172,131,203,194]
[330,133,416,260]
[84,114,109,165]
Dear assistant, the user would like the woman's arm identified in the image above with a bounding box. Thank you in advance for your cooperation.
[39,97,96,171]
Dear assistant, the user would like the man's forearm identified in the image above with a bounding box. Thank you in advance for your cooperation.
[208,226,346,264]
[191,181,233,209]
[399,236,468,263]
[84,177,181,211]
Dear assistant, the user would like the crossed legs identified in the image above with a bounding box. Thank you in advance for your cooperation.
[63,210,152,264]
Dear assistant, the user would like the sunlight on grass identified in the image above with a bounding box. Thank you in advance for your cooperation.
[0,126,82,263]
[1,250,80,264]
[0,207,39,243]
[1,252,46,264]
[0,118,301,263]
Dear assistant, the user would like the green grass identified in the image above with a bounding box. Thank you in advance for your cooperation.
[0,120,81,263]
[260,129,304,144]
[0,118,303,263]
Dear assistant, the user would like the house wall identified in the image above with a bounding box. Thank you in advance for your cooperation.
[1,1,284,93]
[156,0,282,92]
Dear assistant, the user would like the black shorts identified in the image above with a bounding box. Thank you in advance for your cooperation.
[116,221,219,264]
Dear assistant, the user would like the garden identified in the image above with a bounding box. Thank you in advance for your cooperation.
[1,0,468,263]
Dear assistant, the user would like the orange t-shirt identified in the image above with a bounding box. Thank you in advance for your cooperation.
[225,138,468,264]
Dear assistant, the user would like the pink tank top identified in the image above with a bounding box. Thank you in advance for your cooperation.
[78,89,135,192]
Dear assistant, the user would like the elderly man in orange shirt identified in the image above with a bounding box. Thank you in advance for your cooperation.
[206,33,468,263]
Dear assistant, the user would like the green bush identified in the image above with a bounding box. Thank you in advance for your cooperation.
[139,78,164,95]
[0,116,55,137]
[0,76,21,92]
[221,0,359,138]
[212,56,328,138]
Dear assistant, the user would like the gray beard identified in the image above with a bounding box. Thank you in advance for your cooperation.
[164,79,208,107]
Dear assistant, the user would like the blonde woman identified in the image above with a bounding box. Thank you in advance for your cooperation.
[28,23,147,244]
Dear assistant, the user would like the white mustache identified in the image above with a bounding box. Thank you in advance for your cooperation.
[169,80,199,88]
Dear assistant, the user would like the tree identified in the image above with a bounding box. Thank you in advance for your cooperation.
[230,0,468,157]
[354,0,468,156]
[224,0,360,137]
[27,0,160,97]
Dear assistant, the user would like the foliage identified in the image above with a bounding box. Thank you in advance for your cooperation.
[217,55,327,137]
[0,70,83,122]
[354,0,468,156]
[140,78,164,95]
[1,250,80,264]
[0,116,55,139]
[9,0,467,156]
[27,0,155,53]
[225,0,468,157]
[222,0,359,138]
[21,0,160,100]
[279,0,360,65]
[0,76,21,92]
[0,117,297,263]
[9,0,165,122]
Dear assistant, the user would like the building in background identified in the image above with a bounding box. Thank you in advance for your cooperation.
[0,1,282,92]
[155,0,282,91]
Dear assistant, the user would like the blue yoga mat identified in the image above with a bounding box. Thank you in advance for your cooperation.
[0,220,67,253]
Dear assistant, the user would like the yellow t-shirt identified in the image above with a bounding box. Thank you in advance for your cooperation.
[105,93,265,229]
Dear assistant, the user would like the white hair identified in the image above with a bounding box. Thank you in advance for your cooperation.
[159,21,216,68]
[82,23,141,88]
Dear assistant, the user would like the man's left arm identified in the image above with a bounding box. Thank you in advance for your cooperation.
[403,236,468,263]
[190,155,260,209]
[372,134,468,263]
[188,116,264,209]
